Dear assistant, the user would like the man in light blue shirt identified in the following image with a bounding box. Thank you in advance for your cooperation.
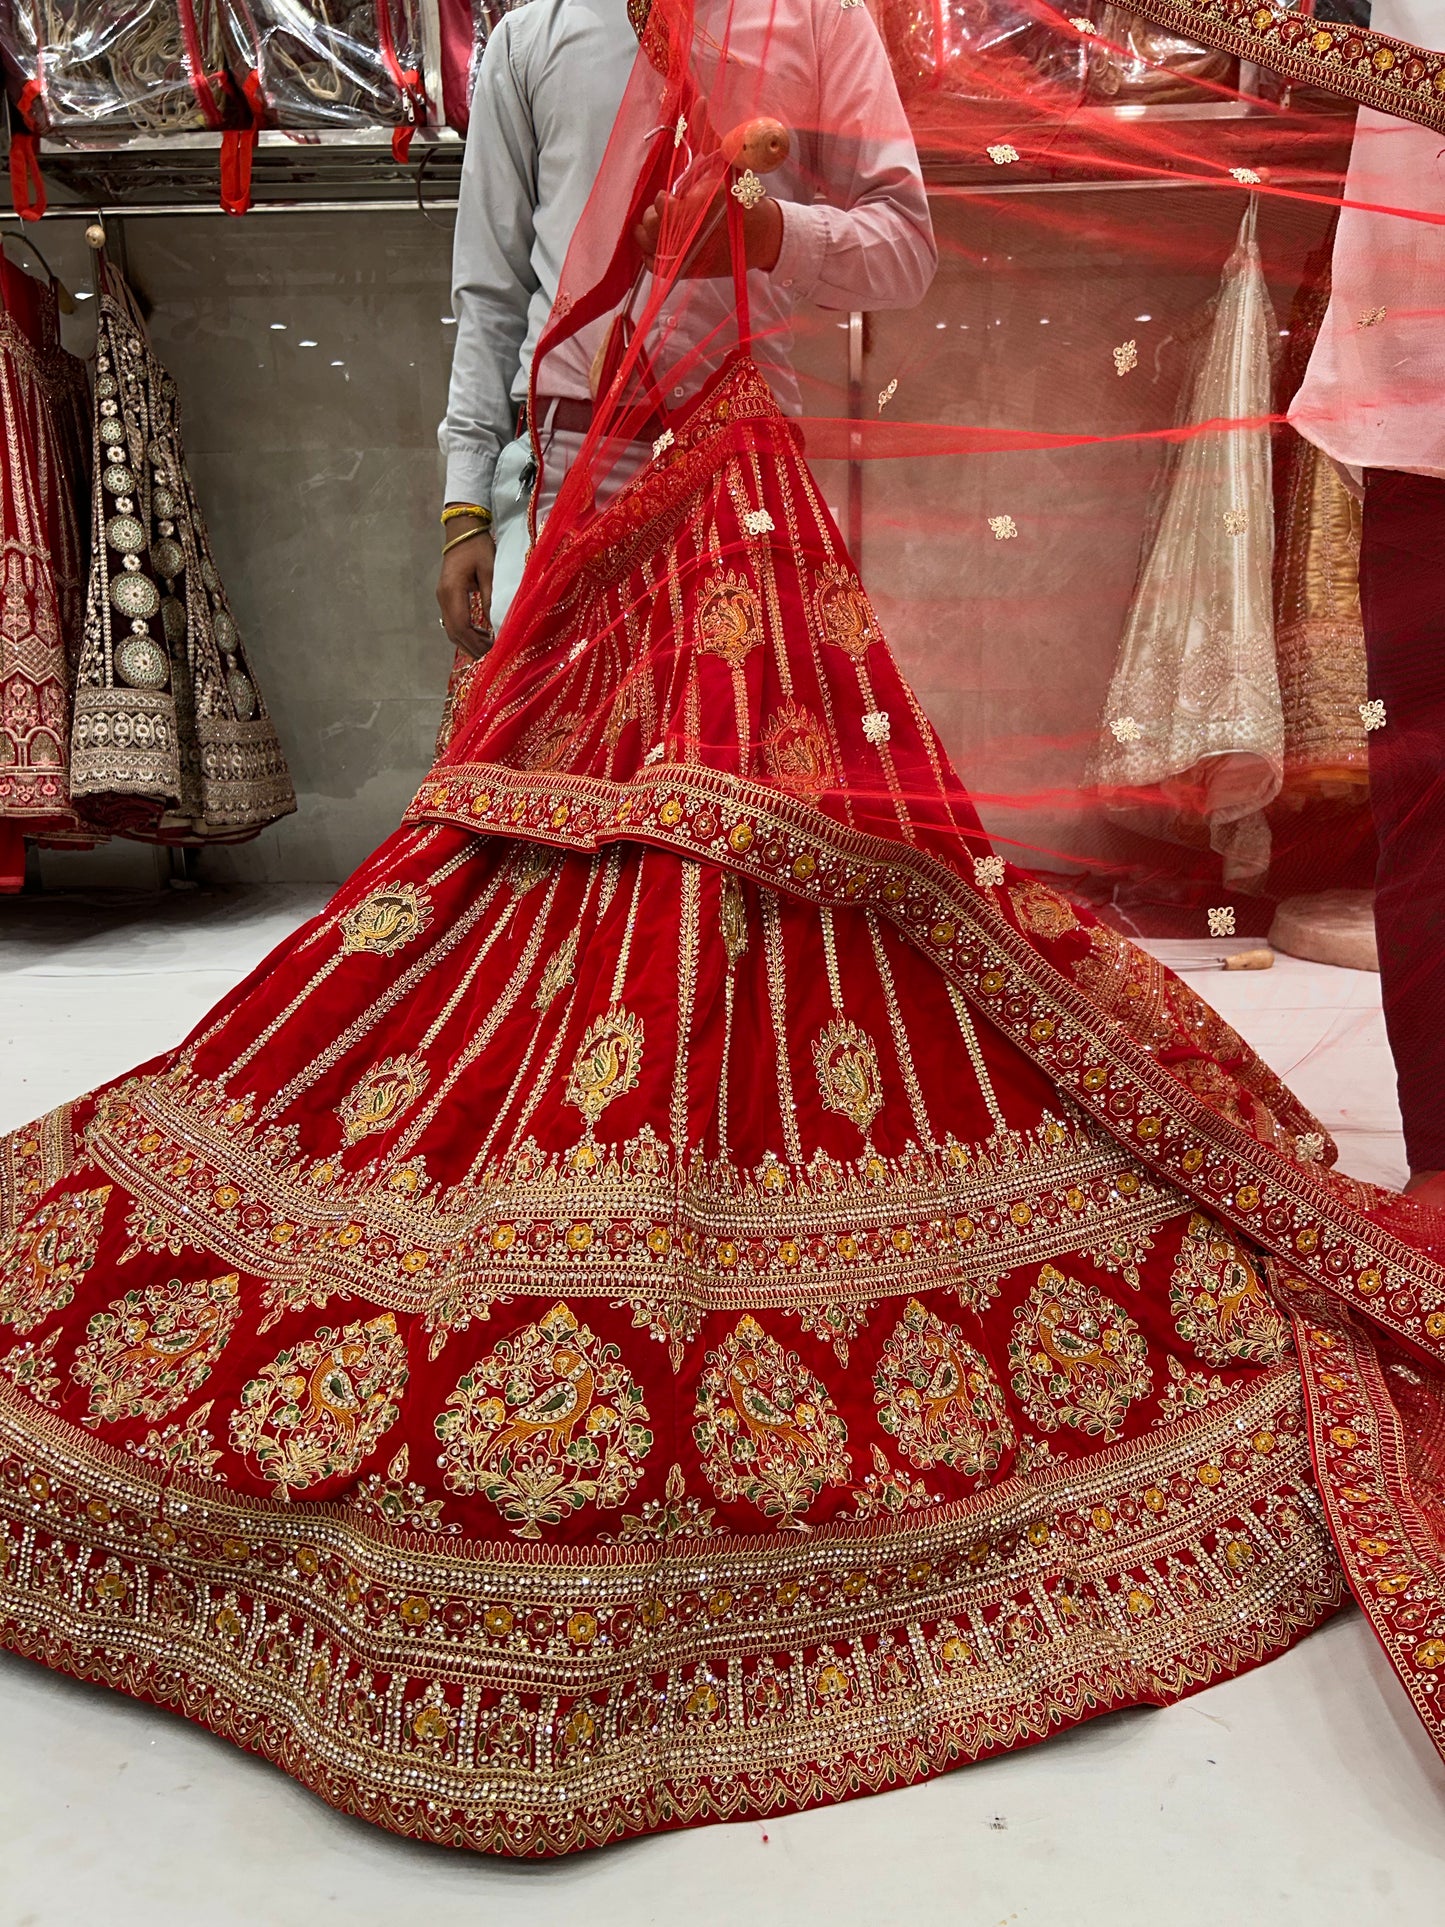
[436,0,935,652]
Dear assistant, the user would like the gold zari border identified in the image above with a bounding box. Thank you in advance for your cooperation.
[405,762,1445,1365]
[0,1363,1338,1853]
[1125,1,1445,132]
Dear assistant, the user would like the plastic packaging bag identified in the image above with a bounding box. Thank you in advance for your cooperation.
[222,1,427,136]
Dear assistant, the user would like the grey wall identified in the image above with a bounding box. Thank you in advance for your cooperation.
[26,183,1332,889]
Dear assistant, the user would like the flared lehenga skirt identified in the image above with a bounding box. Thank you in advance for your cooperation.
[2,353,1444,1854]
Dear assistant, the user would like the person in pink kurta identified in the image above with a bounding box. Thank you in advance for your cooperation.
[1290,2,1445,1196]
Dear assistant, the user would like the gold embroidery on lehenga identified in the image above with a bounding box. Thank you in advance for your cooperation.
[608,1461,722,1542]
[693,1313,852,1523]
[0,1184,112,1334]
[340,882,433,958]
[1008,1264,1152,1439]
[350,1444,457,1533]
[0,1328,63,1407]
[72,1269,240,1426]
[762,701,836,804]
[433,1302,653,1537]
[534,931,579,1011]
[813,1016,885,1135]
[124,1398,226,1479]
[565,1006,644,1129]
[813,563,880,659]
[1170,1212,1290,1366]
[874,1297,1014,1476]
[337,1055,430,1145]
[229,1312,408,1495]
[696,570,764,666]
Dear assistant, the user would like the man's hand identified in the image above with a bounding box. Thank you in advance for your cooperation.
[436,521,496,659]
[634,185,783,280]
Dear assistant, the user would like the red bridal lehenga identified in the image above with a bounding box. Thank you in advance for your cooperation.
[6,0,1445,1859]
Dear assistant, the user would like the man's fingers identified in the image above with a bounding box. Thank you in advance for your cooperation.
[437,578,489,659]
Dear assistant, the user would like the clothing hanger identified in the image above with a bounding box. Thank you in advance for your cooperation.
[0,230,76,312]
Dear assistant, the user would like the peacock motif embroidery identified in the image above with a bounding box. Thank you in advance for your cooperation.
[336,1055,429,1145]
[696,569,765,667]
[339,882,433,958]
[762,701,836,804]
[72,1269,240,1426]
[229,1312,408,1495]
[873,1298,1014,1477]
[812,563,880,659]
[565,1005,644,1129]
[693,1313,851,1523]
[433,1301,653,1537]
[0,1184,112,1335]
[1008,1264,1152,1439]
[813,1017,884,1135]
[1169,1213,1290,1367]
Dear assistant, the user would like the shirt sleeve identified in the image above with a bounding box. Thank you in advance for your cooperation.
[773,1,936,313]
[439,16,541,511]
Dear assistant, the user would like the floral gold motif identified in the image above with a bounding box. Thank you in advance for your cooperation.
[693,1313,851,1523]
[697,570,764,667]
[1170,1214,1290,1367]
[0,1185,112,1334]
[812,564,879,659]
[434,1302,652,1537]
[1009,1264,1152,1439]
[72,1270,240,1426]
[762,701,836,804]
[229,1313,408,1495]
[874,1299,1014,1477]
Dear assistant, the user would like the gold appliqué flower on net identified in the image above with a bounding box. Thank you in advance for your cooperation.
[876,377,898,413]
[1359,698,1387,732]
[861,709,890,746]
[973,854,1005,887]
[741,507,775,536]
[731,169,766,210]
[1113,339,1138,376]
[1207,906,1237,937]
[988,514,1018,541]
[1109,714,1142,743]
[1222,508,1248,536]
[1296,1132,1326,1164]
[1230,167,1262,185]
[1358,306,1387,329]
[651,427,675,458]
[986,143,1020,165]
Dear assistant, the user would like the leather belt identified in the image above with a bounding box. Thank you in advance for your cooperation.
[517,395,666,446]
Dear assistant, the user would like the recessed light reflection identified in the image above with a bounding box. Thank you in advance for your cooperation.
[299,339,318,348]
[1135,313,1152,322]
[331,359,345,367]
[270,323,286,331]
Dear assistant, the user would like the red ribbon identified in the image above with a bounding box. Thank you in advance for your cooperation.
[373,1,426,164]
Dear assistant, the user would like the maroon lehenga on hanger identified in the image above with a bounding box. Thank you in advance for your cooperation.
[5,0,1445,1859]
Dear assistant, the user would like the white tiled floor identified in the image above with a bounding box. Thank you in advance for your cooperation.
[1,891,1440,1927]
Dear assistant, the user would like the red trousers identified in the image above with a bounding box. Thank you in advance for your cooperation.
[1360,469,1445,1172]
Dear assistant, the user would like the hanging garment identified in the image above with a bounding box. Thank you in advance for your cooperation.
[69,262,295,845]
[1093,201,1283,890]
[0,251,92,869]
[1274,432,1369,805]
[3,347,1445,1854]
